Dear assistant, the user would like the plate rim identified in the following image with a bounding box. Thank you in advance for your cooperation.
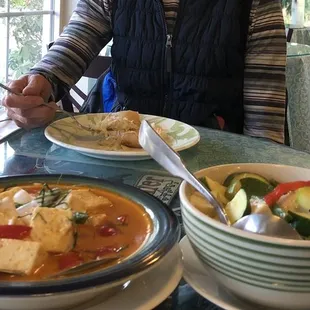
[180,235,246,310]
[81,244,183,310]
[44,113,200,158]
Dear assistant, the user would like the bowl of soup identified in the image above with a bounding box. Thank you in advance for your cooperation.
[179,163,310,310]
[0,174,180,310]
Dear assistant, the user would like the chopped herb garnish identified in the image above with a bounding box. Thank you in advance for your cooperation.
[17,213,32,219]
[72,229,78,250]
[41,187,46,206]
[72,212,89,225]
[56,174,63,185]
[53,191,71,208]
[34,183,70,208]
[34,212,47,223]
[15,203,23,209]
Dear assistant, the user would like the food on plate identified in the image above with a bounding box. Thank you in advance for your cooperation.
[190,172,310,239]
[92,110,171,150]
[0,183,152,280]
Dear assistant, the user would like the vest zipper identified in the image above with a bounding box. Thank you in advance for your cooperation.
[166,34,172,73]
[162,34,173,115]
[156,0,170,116]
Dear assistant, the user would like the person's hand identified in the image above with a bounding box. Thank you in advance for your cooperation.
[2,74,57,129]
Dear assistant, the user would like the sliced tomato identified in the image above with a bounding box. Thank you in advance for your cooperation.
[0,225,32,240]
[58,252,83,270]
[98,226,118,237]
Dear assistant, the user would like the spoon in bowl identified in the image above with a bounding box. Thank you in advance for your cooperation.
[0,82,99,134]
[139,120,301,240]
[47,255,120,279]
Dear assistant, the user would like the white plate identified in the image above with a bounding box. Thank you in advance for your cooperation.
[179,236,268,310]
[44,114,200,161]
[71,244,183,310]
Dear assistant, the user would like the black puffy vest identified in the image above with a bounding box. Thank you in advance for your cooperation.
[111,0,253,132]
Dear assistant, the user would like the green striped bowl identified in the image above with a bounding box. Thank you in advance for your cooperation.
[179,164,310,309]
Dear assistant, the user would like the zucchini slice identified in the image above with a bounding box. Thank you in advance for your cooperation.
[240,178,274,198]
[296,187,310,212]
[225,189,248,224]
[288,211,310,237]
[226,175,273,200]
[271,205,293,223]
[223,173,238,187]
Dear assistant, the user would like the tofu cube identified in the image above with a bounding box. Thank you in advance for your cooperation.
[0,187,22,201]
[0,239,47,275]
[30,207,74,253]
[0,197,19,225]
[66,189,112,214]
[88,214,108,226]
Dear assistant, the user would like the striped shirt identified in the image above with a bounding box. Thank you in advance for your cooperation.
[31,0,286,143]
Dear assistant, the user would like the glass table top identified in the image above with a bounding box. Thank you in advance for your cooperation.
[1,121,310,309]
[287,42,310,57]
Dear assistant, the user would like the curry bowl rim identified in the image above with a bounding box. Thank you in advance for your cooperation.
[0,174,180,295]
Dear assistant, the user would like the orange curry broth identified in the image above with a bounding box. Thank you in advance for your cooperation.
[0,184,152,281]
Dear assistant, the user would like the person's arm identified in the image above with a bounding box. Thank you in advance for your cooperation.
[30,0,113,101]
[243,0,286,144]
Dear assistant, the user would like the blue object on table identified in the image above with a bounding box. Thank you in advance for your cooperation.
[102,70,117,113]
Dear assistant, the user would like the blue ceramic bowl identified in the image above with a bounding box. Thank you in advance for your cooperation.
[0,175,180,299]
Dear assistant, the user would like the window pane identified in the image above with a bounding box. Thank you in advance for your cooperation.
[8,14,51,80]
[0,17,8,99]
[0,0,7,13]
[9,0,51,12]
[306,0,310,26]
[282,0,310,27]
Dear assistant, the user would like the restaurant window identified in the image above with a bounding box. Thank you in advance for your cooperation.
[0,0,57,98]
[282,0,310,27]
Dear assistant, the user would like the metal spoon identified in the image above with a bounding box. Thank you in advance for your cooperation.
[47,255,120,279]
[139,120,230,225]
[0,118,10,123]
[0,82,98,133]
[139,120,301,240]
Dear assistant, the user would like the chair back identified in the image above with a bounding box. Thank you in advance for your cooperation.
[47,42,111,112]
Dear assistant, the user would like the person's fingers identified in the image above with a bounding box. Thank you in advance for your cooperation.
[6,104,56,129]
[3,74,52,110]
[23,74,52,101]
[7,76,29,93]
[3,74,55,129]
[3,94,45,109]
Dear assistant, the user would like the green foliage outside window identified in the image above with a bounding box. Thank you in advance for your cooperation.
[282,0,310,25]
[8,0,44,79]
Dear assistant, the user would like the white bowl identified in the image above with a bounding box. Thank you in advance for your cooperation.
[180,163,310,309]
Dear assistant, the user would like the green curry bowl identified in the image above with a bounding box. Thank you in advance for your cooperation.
[180,163,310,310]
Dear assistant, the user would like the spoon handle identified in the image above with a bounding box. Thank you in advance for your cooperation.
[0,82,22,96]
[139,120,230,225]
[47,256,120,279]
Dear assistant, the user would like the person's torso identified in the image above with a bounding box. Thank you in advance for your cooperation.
[111,0,253,132]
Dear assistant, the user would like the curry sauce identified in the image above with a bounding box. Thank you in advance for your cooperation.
[0,184,152,281]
